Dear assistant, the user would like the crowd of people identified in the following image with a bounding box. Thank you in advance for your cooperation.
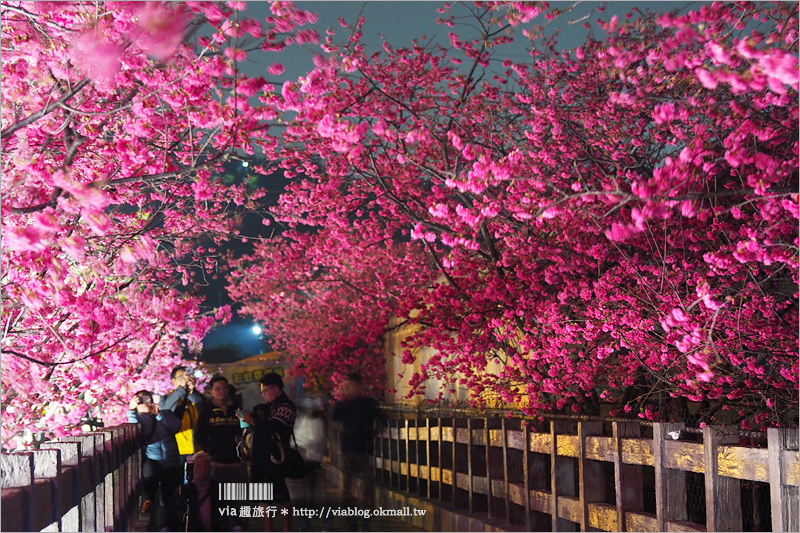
[127,367,377,532]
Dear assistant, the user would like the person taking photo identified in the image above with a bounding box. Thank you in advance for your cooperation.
[162,365,204,482]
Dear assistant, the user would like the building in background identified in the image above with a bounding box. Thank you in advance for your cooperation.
[201,351,307,409]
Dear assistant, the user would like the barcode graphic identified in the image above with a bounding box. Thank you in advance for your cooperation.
[219,482,273,501]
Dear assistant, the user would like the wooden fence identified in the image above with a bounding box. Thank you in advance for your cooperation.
[338,408,799,532]
[0,423,141,532]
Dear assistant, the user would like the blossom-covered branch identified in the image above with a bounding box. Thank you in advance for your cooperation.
[1,0,320,446]
[230,1,797,427]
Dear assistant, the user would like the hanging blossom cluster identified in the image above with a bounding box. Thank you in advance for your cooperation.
[1,0,320,447]
[228,229,430,398]
[229,1,798,428]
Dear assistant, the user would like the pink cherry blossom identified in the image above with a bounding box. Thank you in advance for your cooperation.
[1,0,327,447]
[3,1,797,446]
[132,2,187,61]
[229,0,797,430]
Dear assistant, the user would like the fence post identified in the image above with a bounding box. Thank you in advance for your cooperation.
[425,417,431,498]
[387,418,394,486]
[372,415,379,496]
[1,452,34,531]
[385,418,392,486]
[127,423,143,531]
[485,417,493,519]
[653,422,686,531]
[522,419,531,531]
[501,418,511,523]
[451,417,457,509]
[396,418,403,491]
[118,424,137,531]
[41,441,82,532]
[376,418,384,485]
[412,417,419,494]
[130,422,143,529]
[61,433,101,531]
[393,417,399,488]
[416,418,422,496]
[579,421,604,532]
[32,448,61,531]
[403,417,410,492]
[134,424,142,515]
[97,429,119,530]
[551,419,574,531]
[704,425,741,531]
[436,417,443,504]
[768,427,799,532]
[467,417,475,514]
[613,422,643,532]
[88,432,109,532]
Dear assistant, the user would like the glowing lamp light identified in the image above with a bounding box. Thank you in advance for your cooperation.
[252,325,262,335]
[242,161,249,168]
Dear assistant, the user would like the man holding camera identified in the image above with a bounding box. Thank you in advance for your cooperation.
[162,365,205,482]
[239,372,296,532]
[127,390,182,518]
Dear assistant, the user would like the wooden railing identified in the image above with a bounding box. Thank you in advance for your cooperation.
[350,408,798,532]
[1,423,141,532]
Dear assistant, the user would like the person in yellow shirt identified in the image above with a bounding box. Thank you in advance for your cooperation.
[162,365,205,482]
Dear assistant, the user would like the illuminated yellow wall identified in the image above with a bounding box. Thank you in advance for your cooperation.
[383,316,508,407]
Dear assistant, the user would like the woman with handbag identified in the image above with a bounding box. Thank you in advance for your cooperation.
[240,372,297,532]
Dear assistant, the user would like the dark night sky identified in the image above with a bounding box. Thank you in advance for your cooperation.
[197,1,690,359]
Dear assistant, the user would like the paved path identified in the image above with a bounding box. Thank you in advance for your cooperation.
[132,471,424,532]
[275,475,425,532]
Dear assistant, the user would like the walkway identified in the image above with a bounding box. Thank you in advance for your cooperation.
[133,471,425,532]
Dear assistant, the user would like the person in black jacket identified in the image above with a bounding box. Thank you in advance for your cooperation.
[331,372,378,516]
[193,375,248,531]
[240,372,296,532]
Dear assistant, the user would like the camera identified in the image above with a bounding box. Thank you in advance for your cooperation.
[236,408,249,428]
[185,459,194,482]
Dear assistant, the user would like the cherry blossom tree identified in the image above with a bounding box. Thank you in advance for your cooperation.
[228,226,431,396]
[0,0,320,447]
[229,1,798,427]
[3,0,796,449]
